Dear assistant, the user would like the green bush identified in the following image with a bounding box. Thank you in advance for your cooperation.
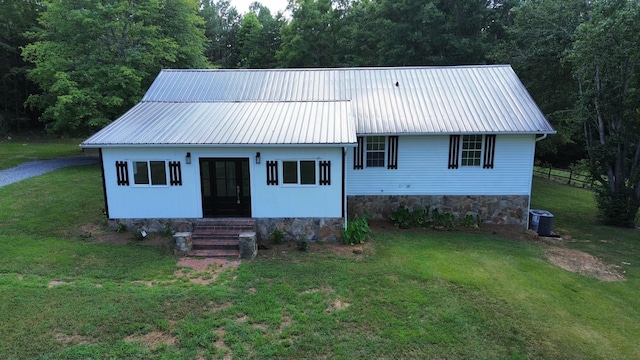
[341,214,370,245]
[270,228,285,244]
[595,186,640,227]
[296,238,308,251]
[391,205,431,228]
[432,208,456,228]
[390,205,477,230]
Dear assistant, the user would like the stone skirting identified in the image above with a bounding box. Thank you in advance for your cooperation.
[347,195,529,225]
[255,218,344,243]
[108,217,344,243]
[108,218,194,233]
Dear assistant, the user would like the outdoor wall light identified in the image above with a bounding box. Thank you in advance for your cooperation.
[186,152,191,164]
[256,152,261,164]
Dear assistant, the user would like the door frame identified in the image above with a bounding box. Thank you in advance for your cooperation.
[199,157,252,218]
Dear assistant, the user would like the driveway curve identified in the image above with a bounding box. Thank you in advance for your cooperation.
[0,155,100,188]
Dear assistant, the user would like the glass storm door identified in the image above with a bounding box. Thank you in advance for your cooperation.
[200,158,251,217]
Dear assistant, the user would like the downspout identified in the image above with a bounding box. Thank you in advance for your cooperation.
[342,147,347,229]
[535,134,548,142]
[528,133,548,228]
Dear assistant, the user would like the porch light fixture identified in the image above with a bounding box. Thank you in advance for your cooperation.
[186,152,191,164]
[255,152,261,164]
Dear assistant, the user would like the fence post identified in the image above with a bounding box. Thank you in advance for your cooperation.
[568,169,572,185]
[548,167,552,179]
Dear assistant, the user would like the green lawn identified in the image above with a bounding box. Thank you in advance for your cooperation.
[1,165,639,359]
[0,137,85,170]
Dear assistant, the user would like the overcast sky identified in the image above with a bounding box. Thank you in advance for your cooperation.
[229,0,289,14]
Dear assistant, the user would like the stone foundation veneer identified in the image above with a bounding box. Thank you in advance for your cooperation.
[255,218,344,243]
[347,195,529,225]
[108,217,344,243]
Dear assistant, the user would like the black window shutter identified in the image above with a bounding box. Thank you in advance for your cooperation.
[266,161,278,185]
[116,161,129,186]
[483,134,496,169]
[387,136,398,169]
[169,161,182,185]
[354,136,364,170]
[319,160,331,185]
[448,135,460,169]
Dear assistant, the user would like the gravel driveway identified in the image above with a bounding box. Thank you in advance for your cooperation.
[0,155,100,188]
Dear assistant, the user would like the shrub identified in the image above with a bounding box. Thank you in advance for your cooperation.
[390,206,411,228]
[296,239,308,251]
[342,214,370,245]
[460,214,482,228]
[391,205,432,228]
[432,208,456,228]
[115,222,127,233]
[595,186,640,227]
[270,228,285,244]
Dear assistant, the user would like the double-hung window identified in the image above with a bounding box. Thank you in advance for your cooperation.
[366,136,386,167]
[461,135,483,166]
[133,161,167,185]
[283,160,316,185]
[354,136,399,169]
[448,134,496,169]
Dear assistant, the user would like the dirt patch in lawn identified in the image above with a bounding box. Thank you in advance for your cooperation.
[79,223,171,247]
[258,240,373,260]
[125,331,177,349]
[544,246,625,282]
[175,257,239,285]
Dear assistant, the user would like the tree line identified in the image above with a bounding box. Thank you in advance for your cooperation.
[1,0,639,226]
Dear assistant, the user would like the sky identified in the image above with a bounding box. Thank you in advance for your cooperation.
[229,0,289,14]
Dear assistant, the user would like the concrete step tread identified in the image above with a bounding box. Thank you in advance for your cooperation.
[192,239,239,246]
[188,249,240,258]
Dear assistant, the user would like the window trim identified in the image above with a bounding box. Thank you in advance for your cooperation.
[365,136,386,168]
[280,159,318,186]
[461,134,483,167]
[448,134,496,169]
[132,160,169,187]
[354,136,399,170]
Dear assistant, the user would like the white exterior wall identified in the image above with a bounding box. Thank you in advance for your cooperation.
[346,134,535,196]
[101,146,343,219]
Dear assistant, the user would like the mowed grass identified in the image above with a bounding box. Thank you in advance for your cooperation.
[1,163,639,358]
[0,137,85,170]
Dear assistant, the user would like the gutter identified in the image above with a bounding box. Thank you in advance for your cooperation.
[535,134,548,142]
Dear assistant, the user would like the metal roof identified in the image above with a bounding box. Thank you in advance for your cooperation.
[82,65,554,147]
[82,101,356,146]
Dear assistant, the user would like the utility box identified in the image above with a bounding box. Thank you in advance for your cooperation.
[529,209,554,236]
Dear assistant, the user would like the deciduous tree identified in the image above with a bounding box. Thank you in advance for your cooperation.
[23,0,209,135]
[567,0,640,226]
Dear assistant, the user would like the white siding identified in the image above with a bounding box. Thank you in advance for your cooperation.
[102,146,343,219]
[346,134,535,196]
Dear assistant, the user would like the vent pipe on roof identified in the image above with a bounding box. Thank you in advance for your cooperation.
[395,82,399,87]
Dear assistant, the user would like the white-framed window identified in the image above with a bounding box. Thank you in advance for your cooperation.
[282,160,316,185]
[366,136,386,167]
[461,135,483,166]
[133,160,167,186]
[354,136,398,170]
[448,134,496,169]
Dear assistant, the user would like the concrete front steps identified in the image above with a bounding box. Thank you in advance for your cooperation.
[189,218,256,258]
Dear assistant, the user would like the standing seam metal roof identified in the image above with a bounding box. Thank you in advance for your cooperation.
[82,65,554,147]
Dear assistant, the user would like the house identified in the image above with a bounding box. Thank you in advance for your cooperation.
[81,65,555,243]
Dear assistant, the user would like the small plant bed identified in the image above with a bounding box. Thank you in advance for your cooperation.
[390,205,482,230]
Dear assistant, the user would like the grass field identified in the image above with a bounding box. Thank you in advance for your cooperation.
[1,160,639,358]
[0,137,84,170]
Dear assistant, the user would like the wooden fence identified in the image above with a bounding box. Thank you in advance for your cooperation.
[533,166,594,189]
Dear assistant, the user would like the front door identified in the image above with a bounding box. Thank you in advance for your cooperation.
[200,158,251,217]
